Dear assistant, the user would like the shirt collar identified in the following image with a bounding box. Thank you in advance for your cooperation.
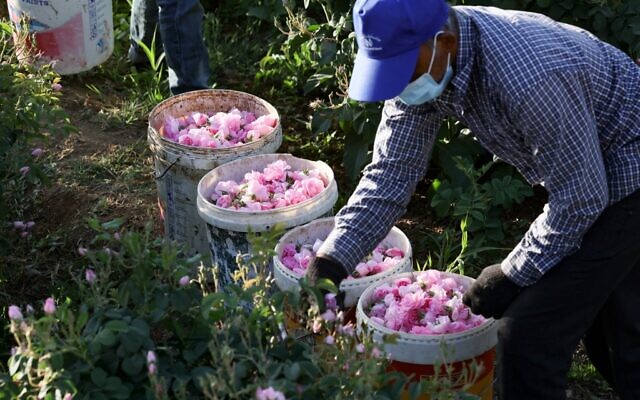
[437,8,475,107]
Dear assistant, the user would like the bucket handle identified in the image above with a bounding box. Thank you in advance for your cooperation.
[155,158,179,180]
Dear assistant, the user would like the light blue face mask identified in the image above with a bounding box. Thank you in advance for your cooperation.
[399,32,454,106]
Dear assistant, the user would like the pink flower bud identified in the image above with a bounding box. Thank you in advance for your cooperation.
[31,148,44,157]
[63,394,73,400]
[43,297,56,315]
[147,350,157,364]
[19,231,29,238]
[8,305,23,321]
[51,83,62,91]
[13,221,25,229]
[355,343,365,353]
[85,269,96,284]
[324,335,335,345]
[179,275,190,287]
[148,363,157,375]
[19,166,30,176]
[78,247,88,256]
[114,232,121,240]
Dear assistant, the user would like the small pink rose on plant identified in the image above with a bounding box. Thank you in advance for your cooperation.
[8,305,23,321]
[85,269,96,284]
[43,297,56,315]
[255,387,286,400]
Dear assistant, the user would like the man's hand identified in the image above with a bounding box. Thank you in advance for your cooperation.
[462,264,522,319]
[305,255,349,308]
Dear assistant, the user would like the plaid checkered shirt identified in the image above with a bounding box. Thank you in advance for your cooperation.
[319,6,640,286]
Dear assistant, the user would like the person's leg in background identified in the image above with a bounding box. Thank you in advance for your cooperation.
[128,0,162,66]
[156,0,211,95]
[497,188,640,399]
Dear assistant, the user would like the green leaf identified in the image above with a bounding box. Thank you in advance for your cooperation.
[95,329,117,346]
[101,218,124,230]
[121,355,143,376]
[105,320,129,333]
[121,332,143,353]
[171,290,191,312]
[90,368,108,387]
[285,362,301,381]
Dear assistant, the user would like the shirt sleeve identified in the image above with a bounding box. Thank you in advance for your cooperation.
[318,99,443,273]
[501,71,609,286]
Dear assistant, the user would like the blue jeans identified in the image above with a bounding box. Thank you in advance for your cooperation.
[129,0,211,95]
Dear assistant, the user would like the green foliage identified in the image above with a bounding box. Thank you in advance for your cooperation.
[0,21,74,253]
[429,123,533,245]
[3,219,457,399]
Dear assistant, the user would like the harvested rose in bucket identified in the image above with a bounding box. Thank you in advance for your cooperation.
[280,238,405,279]
[366,270,485,335]
[160,108,278,148]
[211,160,326,211]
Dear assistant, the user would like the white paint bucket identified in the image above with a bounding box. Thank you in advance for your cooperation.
[148,89,283,261]
[273,216,414,307]
[7,0,114,75]
[197,154,338,289]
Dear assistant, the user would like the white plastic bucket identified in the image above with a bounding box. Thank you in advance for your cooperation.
[273,217,413,307]
[356,271,498,399]
[7,0,114,75]
[197,154,338,289]
[149,89,283,261]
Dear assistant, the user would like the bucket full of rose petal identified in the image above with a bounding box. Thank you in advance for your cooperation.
[197,153,338,289]
[356,270,498,400]
[148,89,283,262]
[273,217,413,308]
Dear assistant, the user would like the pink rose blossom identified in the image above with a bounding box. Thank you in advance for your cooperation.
[211,160,326,212]
[320,309,336,322]
[162,109,277,149]
[366,271,485,335]
[147,350,157,364]
[43,297,56,315]
[255,387,286,400]
[312,318,322,333]
[8,305,23,321]
[85,269,96,284]
[279,238,404,280]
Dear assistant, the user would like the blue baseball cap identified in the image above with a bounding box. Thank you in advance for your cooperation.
[348,0,450,102]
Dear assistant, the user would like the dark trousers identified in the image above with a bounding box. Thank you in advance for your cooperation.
[497,188,640,399]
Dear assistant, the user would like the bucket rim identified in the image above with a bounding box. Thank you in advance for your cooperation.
[272,216,414,287]
[356,270,497,343]
[147,88,282,153]
[198,154,336,217]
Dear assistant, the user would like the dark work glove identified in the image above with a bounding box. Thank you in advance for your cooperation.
[462,264,522,319]
[305,255,349,309]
